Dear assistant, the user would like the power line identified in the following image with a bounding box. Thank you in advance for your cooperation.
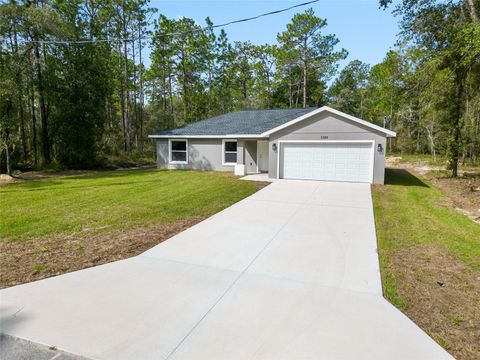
[11,0,320,45]
[205,0,319,30]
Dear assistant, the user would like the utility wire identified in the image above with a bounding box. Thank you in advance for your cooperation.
[10,0,320,45]
[202,0,319,30]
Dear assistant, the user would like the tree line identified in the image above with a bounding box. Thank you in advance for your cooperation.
[330,0,480,175]
[0,0,479,176]
[147,8,347,128]
[1,0,154,170]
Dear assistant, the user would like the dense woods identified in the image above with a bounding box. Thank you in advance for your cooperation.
[0,0,479,174]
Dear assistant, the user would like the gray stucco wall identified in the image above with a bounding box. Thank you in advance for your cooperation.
[268,111,387,184]
[156,138,237,171]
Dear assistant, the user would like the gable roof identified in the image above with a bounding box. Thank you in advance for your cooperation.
[148,108,316,138]
[148,106,396,138]
[264,106,397,138]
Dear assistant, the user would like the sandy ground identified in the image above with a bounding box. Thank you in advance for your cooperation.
[386,157,480,223]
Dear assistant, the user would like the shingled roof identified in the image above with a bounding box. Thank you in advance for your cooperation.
[150,108,317,137]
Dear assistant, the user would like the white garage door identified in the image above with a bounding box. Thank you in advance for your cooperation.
[280,141,374,183]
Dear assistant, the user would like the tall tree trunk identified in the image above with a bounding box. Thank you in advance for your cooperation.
[29,80,38,165]
[168,74,174,124]
[123,38,131,154]
[303,60,307,108]
[5,138,11,176]
[15,70,27,163]
[2,123,11,175]
[138,26,144,153]
[117,41,127,152]
[168,74,173,115]
[121,2,131,154]
[360,92,364,118]
[303,38,308,108]
[162,73,167,113]
[242,65,247,101]
[450,71,464,177]
[295,81,301,108]
[266,72,271,108]
[17,100,27,162]
[288,66,292,108]
[33,42,50,164]
[426,126,437,162]
[465,0,479,22]
[132,36,139,150]
[12,21,28,162]
[132,44,137,119]
[208,69,212,114]
[181,50,188,122]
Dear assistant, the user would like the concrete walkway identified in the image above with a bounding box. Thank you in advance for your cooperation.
[240,173,273,182]
[0,180,452,360]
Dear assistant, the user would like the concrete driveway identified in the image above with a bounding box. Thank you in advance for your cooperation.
[0,180,452,359]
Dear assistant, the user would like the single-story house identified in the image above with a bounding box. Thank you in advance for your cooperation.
[148,106,396,184]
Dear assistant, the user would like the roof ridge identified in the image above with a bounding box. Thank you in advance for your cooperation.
[149,107,319,137]
[235,107,317,112]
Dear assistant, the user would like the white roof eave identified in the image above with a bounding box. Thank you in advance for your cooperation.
[147,134,268,139]
[147,106,396,139]
[260,106,396,138]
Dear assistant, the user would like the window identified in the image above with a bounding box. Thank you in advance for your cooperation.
[169,139,188,164]
[223,140,237,165]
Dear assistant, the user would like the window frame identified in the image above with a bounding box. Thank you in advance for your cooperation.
[168,139,188,164]
[222,139,238,166]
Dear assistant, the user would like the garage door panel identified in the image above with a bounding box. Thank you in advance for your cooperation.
[280,142,373,183]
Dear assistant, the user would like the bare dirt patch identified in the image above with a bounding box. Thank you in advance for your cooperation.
[0,217,204,289]
[387,156,480,223]
[0,167,155,182]
[427,173,480,223]
[386,156,445,175]
[386,243,480,359]
[0,174,15,183]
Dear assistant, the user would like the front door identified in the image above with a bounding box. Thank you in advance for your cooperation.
[257,140,269,172]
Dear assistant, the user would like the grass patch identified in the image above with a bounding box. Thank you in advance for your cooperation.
[373,169,480,270]
[0,169,261,242]
[32,263,48,272]
[0,169,266,288]
[373,168,480,359]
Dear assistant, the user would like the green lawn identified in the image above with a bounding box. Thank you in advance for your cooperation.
[372,168,480,358]
[0,169,261,242]
[373,169,480,306]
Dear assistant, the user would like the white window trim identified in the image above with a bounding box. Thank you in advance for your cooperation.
[169,139,188,164]
[222,139,238,166]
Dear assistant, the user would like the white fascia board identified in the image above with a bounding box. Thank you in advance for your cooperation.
[260,106,397,138]
[148,134,268,139]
